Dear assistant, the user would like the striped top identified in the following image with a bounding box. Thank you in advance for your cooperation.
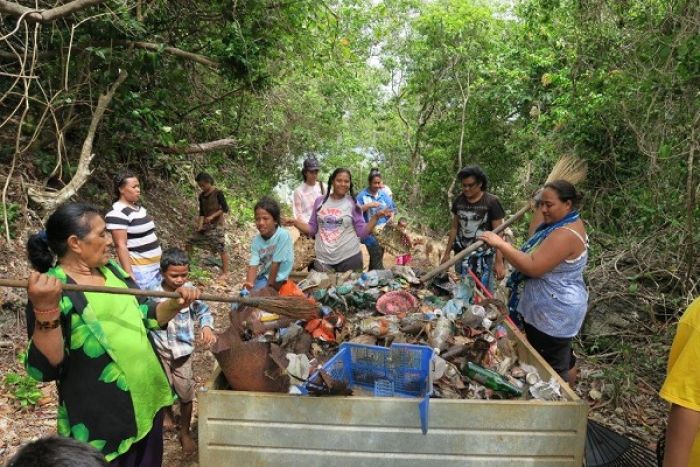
[105,201,162,266]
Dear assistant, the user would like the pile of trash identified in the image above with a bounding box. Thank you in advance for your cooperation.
[213,266,563,402]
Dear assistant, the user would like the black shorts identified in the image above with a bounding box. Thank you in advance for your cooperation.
[523,322,576,382]
[313,252,363,273]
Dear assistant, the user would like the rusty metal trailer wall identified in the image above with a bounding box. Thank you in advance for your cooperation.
[198,323,588,466]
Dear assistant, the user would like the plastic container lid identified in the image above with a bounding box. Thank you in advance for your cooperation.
[376,290,419,315]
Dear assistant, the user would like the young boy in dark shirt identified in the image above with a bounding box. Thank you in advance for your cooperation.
[186,172,230,277]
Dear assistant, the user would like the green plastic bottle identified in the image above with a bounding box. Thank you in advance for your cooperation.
[463,362,523,397]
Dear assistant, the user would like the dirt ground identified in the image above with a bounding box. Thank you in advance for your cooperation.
[0,223,668,465]
[0,224,395,465]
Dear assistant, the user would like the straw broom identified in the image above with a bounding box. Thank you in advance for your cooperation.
[420,155,588,283]
[545,154,587,185]
[0,279,320,321]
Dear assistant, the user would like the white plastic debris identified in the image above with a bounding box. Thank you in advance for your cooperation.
[529,377,562,401]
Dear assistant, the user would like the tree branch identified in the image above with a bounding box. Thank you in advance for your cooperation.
[120,41,219,69]
[157,138,237,154]
[177,87,243,118]
[0,0,105,22]
[28,69,128,211]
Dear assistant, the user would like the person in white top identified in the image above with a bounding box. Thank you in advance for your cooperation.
[292,158,325,223]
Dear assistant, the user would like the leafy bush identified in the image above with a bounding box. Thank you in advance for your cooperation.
[0,202,20,238]
[188,263,213,285]
[4,372,43,408]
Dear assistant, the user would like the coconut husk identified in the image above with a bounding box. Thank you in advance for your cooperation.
[375,222,411,256]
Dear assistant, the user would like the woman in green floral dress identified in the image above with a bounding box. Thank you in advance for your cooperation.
[25,203,200,466]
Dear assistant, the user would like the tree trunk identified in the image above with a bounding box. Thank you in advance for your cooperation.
[446,69,471,209]
[27,69,127,212]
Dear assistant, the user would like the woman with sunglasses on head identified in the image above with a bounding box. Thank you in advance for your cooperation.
[105,172,163,290]
[441,165,506,290]
[290,168,391,273]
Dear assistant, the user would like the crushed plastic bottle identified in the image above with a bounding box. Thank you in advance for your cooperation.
[441,298,468,320]
[462,305,487,328]
[359,316,400,336]
[452,278,475,301]
[357,270,394,288]
[428,317,455,354]
[529,377,562,400]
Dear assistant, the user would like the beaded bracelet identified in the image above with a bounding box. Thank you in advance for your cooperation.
[34,306,60,316]
[35,319,61,330]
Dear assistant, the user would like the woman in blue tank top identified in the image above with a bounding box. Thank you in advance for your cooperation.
[480,180,588,384]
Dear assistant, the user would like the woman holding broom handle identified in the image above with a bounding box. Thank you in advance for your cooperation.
[480,180,588,385]
[24,202,200,465]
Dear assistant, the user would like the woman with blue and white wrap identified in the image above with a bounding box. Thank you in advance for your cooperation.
[480,180,588,384]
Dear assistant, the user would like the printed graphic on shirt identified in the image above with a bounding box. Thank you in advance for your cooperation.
[451,193,505,251]
[318,207,345,244]
[257,243,277,274]
[457,207,490,243]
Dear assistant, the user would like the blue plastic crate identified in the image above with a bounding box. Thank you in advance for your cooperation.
[304,342,434,434]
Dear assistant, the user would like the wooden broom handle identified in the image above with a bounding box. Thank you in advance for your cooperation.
[0,278,246,304]
[420,204,530,283]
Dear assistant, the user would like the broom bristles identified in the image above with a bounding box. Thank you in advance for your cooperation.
[546,154,587,185]
[243,296,320,320]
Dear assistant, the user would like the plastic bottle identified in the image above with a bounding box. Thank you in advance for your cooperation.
[231,288,250,313]
[358,270,393,288]
[428,317,455,353]
[462,305,486,328]
[399,313,426,334]
[462,362,523,397]
[375,269,394,284]
[359,271,378,287]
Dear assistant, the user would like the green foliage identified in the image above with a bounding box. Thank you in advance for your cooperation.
[0,202,20,238]
[1,0,696,292]
[188,262,213,285]
[3,372,43,408]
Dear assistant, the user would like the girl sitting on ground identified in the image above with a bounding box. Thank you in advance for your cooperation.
[244,197,294,292]
[233,197,295,335]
